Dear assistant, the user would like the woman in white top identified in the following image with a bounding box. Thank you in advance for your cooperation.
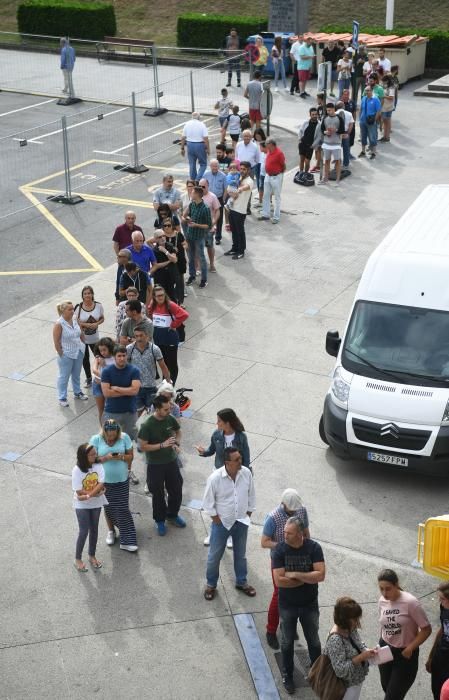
[271,36,288,91]
[75,286,104,388]
[53,301,88,407]
[337,51,353,97]
[72,443,108,572]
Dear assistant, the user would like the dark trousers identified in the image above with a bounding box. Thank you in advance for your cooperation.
[229,210,246,255]
[290,63,299,94]
[216,197,224,241]
[159,344,179,385]
[431,648,449,700]
[176,268,185,303]
[75,507,101,559]
[279,600,321,677]
[379,642,419,700]
[83,343,95,381]
[147,459,183,523]
[227,58,241,84]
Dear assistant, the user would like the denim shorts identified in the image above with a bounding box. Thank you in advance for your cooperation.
[92,381,103,397]
[205,230,215,248]
[136,386,157,411]
[382,111,393,118]
[219,116,228,127]
[259,175,265,192]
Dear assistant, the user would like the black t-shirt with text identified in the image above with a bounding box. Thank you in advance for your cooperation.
[272,539,324,607]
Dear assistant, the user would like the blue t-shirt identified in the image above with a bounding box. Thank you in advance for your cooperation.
[359,95,381,124]
[263,506,309,558]
[226,172,240,188]
[89,433,132,483]
[126,244,156,276]
[101,364,140,413]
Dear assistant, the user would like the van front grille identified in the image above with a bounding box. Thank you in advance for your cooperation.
[366,382,396,393]
[352,418,431,451]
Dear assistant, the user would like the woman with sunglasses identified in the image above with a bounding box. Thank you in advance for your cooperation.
[89,419,138,552]
[150,230,178,301]
[153,203,181,231]
[147,286,189,385]
[161,218,187,305]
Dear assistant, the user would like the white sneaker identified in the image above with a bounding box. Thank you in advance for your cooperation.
[203,534,210,546]
[120,544,138,552]
[59,399,69,407]
[144,483,149,494]
[227,536,233,549]
[74,392,88,401]
[106,530,115,545]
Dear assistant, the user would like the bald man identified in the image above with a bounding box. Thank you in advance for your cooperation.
[112,211,143,254]
[126,231,156,277]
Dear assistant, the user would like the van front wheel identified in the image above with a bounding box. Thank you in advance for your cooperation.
[319,415,329,445]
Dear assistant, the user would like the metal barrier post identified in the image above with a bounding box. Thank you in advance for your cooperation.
[50,116,84,204]
[118,92,149,173]
[144,45,167,117]
[57,36,82,107]
[190,71,195,113]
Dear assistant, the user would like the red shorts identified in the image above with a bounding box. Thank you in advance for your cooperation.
[249,108,262,122]
[298,69,310,82]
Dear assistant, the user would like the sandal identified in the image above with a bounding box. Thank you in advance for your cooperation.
[235,584,256,597]
[74,562,88,573]
[89,558,103,569]
[204,586,216,601]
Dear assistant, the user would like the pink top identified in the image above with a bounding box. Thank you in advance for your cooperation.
[379,591,430,648]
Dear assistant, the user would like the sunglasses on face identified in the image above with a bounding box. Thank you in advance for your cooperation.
[162,224,172,228]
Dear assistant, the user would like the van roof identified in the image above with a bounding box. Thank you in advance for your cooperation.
[357,185,449,311]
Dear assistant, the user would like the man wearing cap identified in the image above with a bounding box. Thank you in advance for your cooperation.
[261,489,310,650]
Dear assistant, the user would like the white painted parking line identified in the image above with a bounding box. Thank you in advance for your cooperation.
[93,117,215,155]
[27,106,128,143]
[12,138,44,145]
[430,138,449,148]
[0,98,55,117]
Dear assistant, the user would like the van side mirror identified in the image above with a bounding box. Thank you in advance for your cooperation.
[326,330,341,357]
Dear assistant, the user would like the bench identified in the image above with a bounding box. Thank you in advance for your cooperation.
[96,37,154,65]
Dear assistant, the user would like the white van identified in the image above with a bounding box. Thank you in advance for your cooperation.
[320,185,449,473]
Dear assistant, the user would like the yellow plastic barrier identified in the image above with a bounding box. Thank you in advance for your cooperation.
[417,515,449,579]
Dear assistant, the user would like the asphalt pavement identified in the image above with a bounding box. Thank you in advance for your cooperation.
[0,52,448,699]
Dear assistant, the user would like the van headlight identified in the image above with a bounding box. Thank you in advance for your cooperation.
[331,367,350,407]
[441,400,449,424]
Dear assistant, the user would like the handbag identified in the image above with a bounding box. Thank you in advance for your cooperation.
[366,114,376,125]
[308,652,346,700]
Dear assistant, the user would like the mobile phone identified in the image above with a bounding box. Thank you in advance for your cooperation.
[111,452,119,456]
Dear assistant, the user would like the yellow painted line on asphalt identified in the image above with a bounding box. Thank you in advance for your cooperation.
[0,268,95,276]
[23,187,154,208]
[22,159,99,188]
[20,188,103,271]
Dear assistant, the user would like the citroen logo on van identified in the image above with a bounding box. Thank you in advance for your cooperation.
[380,423,400,439]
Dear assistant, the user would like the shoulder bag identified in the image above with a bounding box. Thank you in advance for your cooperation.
[308,633,346,700]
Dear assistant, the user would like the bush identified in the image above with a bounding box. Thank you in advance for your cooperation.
[177,13,268,50]
[17,0,116,41]
[321,24,449,69]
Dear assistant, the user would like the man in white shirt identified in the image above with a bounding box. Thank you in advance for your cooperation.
[378,48,391,73]
[336,101,355,168]
[223,161,253,260]
[180,112,210,181]
[198,177,221,272]
[202,446,256,600]
[235,129,260,169]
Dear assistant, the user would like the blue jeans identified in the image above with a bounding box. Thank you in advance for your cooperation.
[342,136,351,167]
[279,600,321,677]
[187,236,207,281]
[206,520,248,588]
[262,173,283,221]
[136,386,157,411]
[360,121,378,148]
[187,142,207,181]
[57,350,83,400]
[274,60,287,88]
[338,77,351,96]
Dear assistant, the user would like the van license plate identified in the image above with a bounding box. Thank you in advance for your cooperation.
[367,452,408,466]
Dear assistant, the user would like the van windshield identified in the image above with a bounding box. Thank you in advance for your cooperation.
[342,301,449,386]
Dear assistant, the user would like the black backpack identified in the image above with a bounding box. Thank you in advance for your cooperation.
[293,171,315,187]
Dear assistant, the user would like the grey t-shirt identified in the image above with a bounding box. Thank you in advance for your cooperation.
[120,317,153,341]
[322,115,342,146]
[247,80,263,109]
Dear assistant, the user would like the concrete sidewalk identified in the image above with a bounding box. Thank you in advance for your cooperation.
[1,57,448,698]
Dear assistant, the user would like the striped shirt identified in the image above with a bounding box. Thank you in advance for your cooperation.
[186,200,212,241]
[58,316,84,359]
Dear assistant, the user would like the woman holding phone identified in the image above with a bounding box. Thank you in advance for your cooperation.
[89,419,137,552]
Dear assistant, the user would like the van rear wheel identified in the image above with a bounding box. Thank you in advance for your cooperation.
[319,415,329,445]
